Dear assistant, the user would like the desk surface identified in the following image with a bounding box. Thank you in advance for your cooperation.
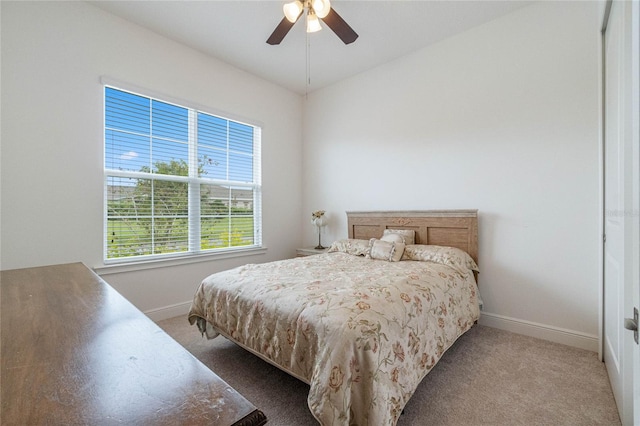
[1,262,266,426]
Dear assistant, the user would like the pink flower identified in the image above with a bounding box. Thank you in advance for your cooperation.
[408,331,420,354]
[428,356,436,369]
[392,342,405,362]
[329,366,344,391]
[391,367,400,383]
[356,301,370,310]
[413,296,423,313]
[350,357,361,383]
[354,291,370,299]
[420,353,428,369]
[439,302,448,316]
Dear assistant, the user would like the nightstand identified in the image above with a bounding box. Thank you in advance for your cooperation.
[296,247,329,257]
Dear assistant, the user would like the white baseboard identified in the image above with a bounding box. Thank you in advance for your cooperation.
[144,301,192,322]
[478,311,600,353]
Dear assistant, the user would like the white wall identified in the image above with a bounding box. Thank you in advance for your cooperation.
[302,1,601,350]
[0,1,303,316]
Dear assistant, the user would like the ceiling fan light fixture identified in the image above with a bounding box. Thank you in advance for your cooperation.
[306,11,322,33]
[283,0,303,23]
[312,0,331,19]
[267,0,357,45]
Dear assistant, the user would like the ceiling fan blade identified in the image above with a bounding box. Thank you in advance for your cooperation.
[266,14,300,45]
[321,7,358,45]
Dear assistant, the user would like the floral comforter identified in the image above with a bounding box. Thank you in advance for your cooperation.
[188,251,479,425]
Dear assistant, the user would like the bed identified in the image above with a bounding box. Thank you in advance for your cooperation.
[188,210,480,425]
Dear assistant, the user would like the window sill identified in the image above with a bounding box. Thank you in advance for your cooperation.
[94,247,267,276]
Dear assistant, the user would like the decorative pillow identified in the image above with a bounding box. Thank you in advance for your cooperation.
[380,233,405,244]
[327,239,370,256]
[402,244,479,275]
[366,238,405,262]
[382,229,415,245]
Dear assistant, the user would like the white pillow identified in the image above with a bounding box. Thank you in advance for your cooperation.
[366,238,405,262]
[381,233,404,244]
[327,239,370,256]
[402,244,479,275]
[382,229,415,245]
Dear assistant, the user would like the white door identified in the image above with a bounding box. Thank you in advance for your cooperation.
[603,1,639,425]
[630,2,640,425]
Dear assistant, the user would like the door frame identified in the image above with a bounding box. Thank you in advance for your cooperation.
[599,0,611,364]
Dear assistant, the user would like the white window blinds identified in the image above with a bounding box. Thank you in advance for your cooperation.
[104,86,262,262]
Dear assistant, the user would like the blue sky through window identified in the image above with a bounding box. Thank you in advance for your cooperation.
[106,87,254,180]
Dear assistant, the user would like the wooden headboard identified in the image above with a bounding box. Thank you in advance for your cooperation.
[346,210,478,264]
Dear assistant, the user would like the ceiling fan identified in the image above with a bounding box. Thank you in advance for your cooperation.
[267,0,358,45]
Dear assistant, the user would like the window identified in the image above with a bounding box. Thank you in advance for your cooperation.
[104,86,261,262]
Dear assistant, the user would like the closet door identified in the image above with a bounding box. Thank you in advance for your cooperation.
[602,1,639,424]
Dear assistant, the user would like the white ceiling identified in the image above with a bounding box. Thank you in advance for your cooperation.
[91,0,532,95]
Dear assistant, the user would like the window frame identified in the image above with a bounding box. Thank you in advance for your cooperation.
[102,79,263,266]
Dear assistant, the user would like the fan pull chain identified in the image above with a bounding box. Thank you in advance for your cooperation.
[305,28,311,99]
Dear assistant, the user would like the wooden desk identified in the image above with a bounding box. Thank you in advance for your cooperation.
[1,262,266,426]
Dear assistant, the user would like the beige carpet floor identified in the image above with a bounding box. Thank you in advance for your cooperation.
[157,316,621,426]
